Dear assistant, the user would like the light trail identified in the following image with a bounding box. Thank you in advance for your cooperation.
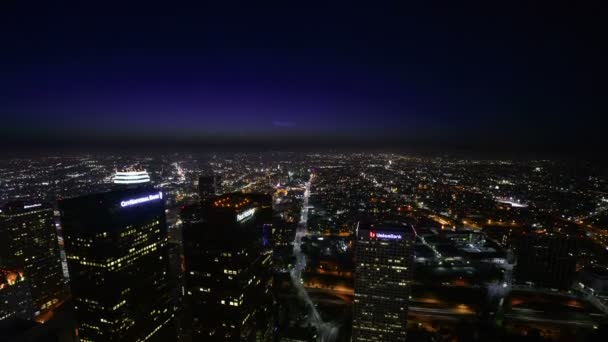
[173,162,186,183]
[290,173,340,342]
[495,197,528,208]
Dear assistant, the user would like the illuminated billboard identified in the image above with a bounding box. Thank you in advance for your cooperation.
[369,230,402,240]
[120,191,163,208]
[236,208,256,222]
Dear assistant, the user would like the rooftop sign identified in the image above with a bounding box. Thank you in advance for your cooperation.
[369,230,402,240]
[237,208,256,222]
[120,191,163,208]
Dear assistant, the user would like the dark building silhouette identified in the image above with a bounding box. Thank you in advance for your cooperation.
[0,202,66,317]
[514,234,577,290]
[0,300,77,342]
[198,175,220,201]
[59,188,176,341]
[352,222,415,342]
[166,216,187,342]
[182,193,274,341]
[579,267,608,296]
[269,218,297,271]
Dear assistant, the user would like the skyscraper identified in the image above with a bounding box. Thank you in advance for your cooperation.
[0,202,66,317]
[514,234,577,290]
[1,268,33,321]
[352,222,415,342]
[182,193,274,341]
[59,188,176,341]
[198,175,220,201]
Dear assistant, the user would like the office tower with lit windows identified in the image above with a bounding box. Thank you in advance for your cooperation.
[352,222,415,342]
[0,202,66,318]
[59,188,176,341]
[269,218,297,271]
[182,193,274,341]
[1,268,33,321]
[514,234,577,290]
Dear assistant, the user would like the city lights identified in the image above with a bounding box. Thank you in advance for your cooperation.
[0,2,602,339]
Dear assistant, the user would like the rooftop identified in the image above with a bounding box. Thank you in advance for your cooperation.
[0,269,23,289]
[212,195,252,209]
[113,169,150,184]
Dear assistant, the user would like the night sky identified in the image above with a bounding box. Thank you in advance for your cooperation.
[0,2,603,155]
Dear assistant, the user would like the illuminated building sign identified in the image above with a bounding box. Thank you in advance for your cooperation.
[120,192,163,208]
[23,204,42,209]
[236,208,256,222]
[369,230,402,240]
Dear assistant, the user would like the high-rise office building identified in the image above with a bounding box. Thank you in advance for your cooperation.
[198,175,221,201]
[182,193,274,341]
[59,188,176,342]
[0,202,66,317]
[1,268,33,321]
[514,234,577,290]
[352,222,415,342]
[269,218,297,271]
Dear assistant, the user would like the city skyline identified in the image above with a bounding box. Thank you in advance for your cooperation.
[1,2,606,342]
[1,152,608,341]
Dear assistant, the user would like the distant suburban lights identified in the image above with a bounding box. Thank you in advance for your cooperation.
[113,170,151,184]
[23,203,42,209]
[370,231,402,240]
[236,208,256,222]
[120,192,163,208]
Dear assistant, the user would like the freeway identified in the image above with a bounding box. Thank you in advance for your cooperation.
[290,173,339,342]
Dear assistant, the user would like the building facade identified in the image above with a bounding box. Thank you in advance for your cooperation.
[514,234,577,290]
[198,175,221,201]
[59,188,176,342]
[0,202,66,317]
[1,268,33,321]
[579,267,608,296]
[182,193,274,341]
[352,222,415,342]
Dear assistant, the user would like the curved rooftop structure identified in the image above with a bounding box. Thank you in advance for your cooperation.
[113,170,151,185]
